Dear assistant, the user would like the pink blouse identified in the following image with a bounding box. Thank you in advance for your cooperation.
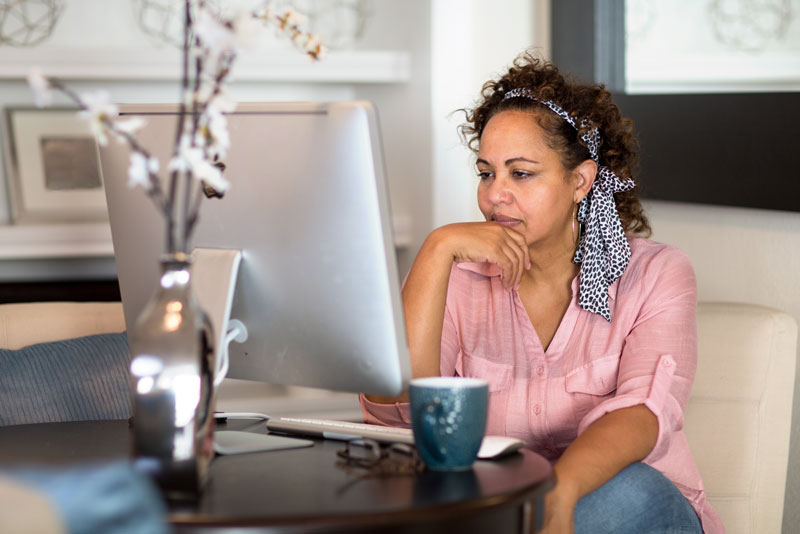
[360,237,723,533]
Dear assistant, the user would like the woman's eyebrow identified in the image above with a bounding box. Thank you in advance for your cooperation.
[505,157,539,166]
[476,156,540,167]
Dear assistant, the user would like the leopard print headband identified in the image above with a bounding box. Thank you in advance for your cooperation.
[502,87,635,322]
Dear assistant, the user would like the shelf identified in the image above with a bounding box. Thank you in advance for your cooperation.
[0,213,411,260]
[0,223,114,260]
[0,48,410,84]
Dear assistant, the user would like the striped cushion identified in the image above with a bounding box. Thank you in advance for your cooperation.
[0,333,130,426]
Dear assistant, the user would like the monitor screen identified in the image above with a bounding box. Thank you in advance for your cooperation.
[100,101,411,397]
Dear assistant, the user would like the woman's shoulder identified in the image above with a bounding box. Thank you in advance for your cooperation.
[628,236,693,270]
[623,236,696,291]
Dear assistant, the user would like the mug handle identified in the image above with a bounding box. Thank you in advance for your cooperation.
[421,403,446,462]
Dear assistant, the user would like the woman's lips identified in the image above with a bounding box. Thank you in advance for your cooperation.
[493,215,521,227]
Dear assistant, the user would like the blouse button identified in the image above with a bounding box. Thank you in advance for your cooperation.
[536,365,544,375]
[533,404,542,415]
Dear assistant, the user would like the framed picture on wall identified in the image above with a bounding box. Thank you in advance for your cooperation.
[2,107,109,224]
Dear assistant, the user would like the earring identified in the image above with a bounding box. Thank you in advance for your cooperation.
[571,203,578,244]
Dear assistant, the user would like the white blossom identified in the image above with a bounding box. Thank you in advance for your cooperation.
[128,152,159,189]
[195,7,236,57]
[253,1,273,18]
[274,7,307,36]
[199,88,235,156]
[193,111,228,156]
[288,31,326,60]
[27,67,52,107]
[113,117,146,144]
[206,109,230,156]
[291,30,306,49]
[305,34,326,59]
[77,90,118,146]
[210,86,237,113]
[168,133,194,173]
[169,144,230,192]
[285,8,307,26]
[195,84,237,114]
[194,157,229,192]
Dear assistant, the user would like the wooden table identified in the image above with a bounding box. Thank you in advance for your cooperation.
[0,419,553,533]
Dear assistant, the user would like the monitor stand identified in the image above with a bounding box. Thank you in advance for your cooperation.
[192,247,313,454]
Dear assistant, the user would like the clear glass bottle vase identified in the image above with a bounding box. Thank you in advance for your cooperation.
[129,252,215,499]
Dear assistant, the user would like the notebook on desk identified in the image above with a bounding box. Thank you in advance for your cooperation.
[265,417,524,459]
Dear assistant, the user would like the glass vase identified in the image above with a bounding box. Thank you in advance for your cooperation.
[129,252,216,499]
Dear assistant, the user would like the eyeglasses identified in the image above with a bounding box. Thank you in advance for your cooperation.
[336,438,424,477]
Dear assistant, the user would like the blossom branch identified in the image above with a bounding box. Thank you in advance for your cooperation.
[27,0,326,254]
[37,76,168,216]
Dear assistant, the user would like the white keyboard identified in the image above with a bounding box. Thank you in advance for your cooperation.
[266,417,414,444]
[265,417,525,459]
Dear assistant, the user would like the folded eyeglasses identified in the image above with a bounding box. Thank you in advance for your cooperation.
[336,438,424,476]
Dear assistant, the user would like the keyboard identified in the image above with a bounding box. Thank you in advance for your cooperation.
[266,417,414,444]
[265,417,526,459]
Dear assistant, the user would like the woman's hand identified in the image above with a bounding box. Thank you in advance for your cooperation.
[433,222,531,291]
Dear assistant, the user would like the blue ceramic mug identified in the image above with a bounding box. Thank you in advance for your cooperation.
[409,377,489,471]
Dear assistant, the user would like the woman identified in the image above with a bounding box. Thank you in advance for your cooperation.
[361,53,723,534]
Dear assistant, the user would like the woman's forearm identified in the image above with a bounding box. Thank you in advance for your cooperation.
[364,228,454,404]
[541,404,659,532]
[552,404,659,506]
[364,222,530,405]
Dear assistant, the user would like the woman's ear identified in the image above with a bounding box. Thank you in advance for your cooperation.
[573,159,597,203]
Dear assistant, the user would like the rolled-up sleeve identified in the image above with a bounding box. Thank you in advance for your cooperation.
[575,248,698,463]
[359,395,411,427]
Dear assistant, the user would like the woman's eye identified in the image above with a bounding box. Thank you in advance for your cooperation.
[512,170,532,179]
[477,171,493,180]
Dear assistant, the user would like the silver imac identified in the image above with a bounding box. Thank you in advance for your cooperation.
[100,101,411,398]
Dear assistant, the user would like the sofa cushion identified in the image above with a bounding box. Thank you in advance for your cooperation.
[0,333,131,426]
[0,302,126,350]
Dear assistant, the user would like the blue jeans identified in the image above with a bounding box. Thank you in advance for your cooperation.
[572,462,702,534]
[5,461,168,534]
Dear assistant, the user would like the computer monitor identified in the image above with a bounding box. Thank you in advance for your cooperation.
[99,101,411,398]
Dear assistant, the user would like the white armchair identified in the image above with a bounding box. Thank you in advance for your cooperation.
[686,302,798,534]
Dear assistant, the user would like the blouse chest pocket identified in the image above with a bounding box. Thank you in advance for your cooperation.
[460,351,512,392]
[459,351,512,436]
[564,353,621,396]
[564,353,621,427]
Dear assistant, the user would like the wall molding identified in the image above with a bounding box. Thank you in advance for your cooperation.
[0,223,113,260]
[0,48,411,83]
[0,214,411,261]
[627,52,800,94]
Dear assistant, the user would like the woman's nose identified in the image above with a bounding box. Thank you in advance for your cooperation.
[489,178,513,204]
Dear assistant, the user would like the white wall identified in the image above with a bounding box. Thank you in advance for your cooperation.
[353,0,432,276]
[431,0,546,228]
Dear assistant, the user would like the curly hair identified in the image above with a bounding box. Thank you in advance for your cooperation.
[459,52,650,236]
